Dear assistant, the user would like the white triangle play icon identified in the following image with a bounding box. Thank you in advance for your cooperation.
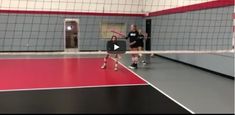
[114,44,120,50]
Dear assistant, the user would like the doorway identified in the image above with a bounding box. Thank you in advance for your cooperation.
[145,19,151,51]
[64,19,79,51]
[145,19,152,63]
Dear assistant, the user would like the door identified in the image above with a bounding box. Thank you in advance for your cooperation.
[145,19,152,63]
[64,19,79,51]
[146,19,151,51]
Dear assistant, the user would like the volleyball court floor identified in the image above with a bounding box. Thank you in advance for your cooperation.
[0,55,191,114]
[0,55,233,114]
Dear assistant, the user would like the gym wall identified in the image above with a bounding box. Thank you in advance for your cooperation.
[0,0,146,51]
[145,1,234,76]
[144,0,214,12]
[0,0,144,13]
[0,14,142,51]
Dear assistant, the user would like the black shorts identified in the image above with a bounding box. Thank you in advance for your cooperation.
[130,44,139,48]
[138,42,144,47]
[136,41,144,48]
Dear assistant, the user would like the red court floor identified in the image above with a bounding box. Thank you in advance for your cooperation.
[0,58,146,91]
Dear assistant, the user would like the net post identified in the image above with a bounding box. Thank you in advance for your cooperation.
[233,13,235,51]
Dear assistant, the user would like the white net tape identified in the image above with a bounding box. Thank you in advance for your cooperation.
[0,50,234,56]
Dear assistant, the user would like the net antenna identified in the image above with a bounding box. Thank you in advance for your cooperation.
[110,30,126,38]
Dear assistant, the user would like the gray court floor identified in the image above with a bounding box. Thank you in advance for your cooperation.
[120,55,234,114]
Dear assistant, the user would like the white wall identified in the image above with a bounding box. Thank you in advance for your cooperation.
[0,0,144,13]
[0,0,215,13]
[143,0,215,13]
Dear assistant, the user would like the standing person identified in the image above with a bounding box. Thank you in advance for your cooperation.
[126,24,139,69]
[137,29,147,65]
[101,35,120,71]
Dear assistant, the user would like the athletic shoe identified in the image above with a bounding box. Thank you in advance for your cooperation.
[129,63,134,69]
[133,63,138,69]
[142,60,147,65]
[101,64,107,69]
[129,63,138,69]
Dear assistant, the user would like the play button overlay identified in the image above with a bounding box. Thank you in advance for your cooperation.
[107,40,126,54]
[114,44,120,50]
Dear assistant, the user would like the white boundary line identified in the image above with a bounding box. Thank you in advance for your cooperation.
[114,58,196,114]
[0,84,148,93]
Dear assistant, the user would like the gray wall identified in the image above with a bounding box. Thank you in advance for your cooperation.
[0,14,142,51]
[147,6,234,77]
[150,6,233,51]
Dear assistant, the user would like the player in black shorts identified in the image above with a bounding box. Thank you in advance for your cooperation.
[126,24,139,69]
[137,29,147,65]
[101,35,120,71]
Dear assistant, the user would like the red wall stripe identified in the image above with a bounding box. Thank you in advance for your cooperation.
[148,0,234,17]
